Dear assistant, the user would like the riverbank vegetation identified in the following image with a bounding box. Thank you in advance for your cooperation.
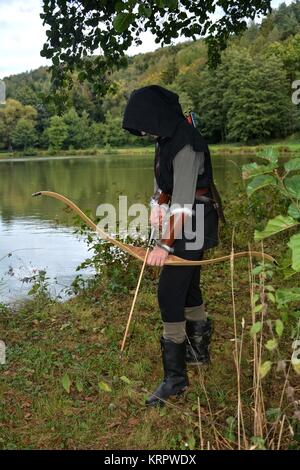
[1,142,300,160]
[1,150,299,450]
[1,2,300,155]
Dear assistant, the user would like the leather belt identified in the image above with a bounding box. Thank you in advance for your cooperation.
[195,187,209,198]
[195,187,216,204]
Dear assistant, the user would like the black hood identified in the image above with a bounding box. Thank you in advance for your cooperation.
[123,84,212,194]
[122,85,185,137]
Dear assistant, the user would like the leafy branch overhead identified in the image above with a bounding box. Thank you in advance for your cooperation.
[40,0,272,95]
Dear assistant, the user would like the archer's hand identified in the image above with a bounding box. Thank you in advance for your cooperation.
[147,246,169,266]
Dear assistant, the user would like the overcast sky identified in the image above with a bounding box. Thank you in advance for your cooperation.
[0,0,294,79]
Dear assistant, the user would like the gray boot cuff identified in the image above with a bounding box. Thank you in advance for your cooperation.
[184,304,207,321]
[163,321,186,344]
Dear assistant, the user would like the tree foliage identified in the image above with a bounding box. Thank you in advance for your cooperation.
[11,118,38,150]
[1,2,300,150]
[63,108,90,149]
[46,115,68,151]
[0,99,37,150]
[40,0,272,97]
[222,52,291,143]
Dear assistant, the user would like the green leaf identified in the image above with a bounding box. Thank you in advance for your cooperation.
[284,157,300,172]
[76,378,84,393]
[265,339,278,351]
[288,203,300,220]
[159,406,167,417]
[254,215,299,241]
[246,174,277,197]
[285,175,300,200]
[115,1,125,13]
[163,0,178,9]
[275,319,284,337]
[187,434,196,450]
[256,148,279,164]
[52,55,60,66]
[259,361,272,379]
[287,233,300,272]
[265,285,275,292]
[78,71,87,81]
[252,265,263,275]
[278,252,293,270]
[225,416,236,442]
[276,287,300,305]
[98,381,112,392]
[250,321,262,337]
[242,162,277,180]
[283,266,298,279]
[61,374,71,394]
[267,292,276,303]
[138,5,152,17]
[253,304,263,313]
[292,362,300,375]
[291,310,300,319]
[120,375,132,384]
[250,436,267,450]
[113,12,135,33]
[266,407,281,422]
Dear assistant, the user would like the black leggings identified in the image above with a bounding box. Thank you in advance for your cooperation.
[158,196,218,323]
[158,249,204,323]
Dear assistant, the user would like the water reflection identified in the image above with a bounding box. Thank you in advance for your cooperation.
[0,153,251,303]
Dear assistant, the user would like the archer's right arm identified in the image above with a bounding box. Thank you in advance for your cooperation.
[149,184,171,228]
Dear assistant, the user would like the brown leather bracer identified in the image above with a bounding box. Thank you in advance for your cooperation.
[151,189,171,206]
[160,212,186,249]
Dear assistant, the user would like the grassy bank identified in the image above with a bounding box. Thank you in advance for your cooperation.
[0,147,154,160]
[211,142,300,156]
[1,141,300,160]
[0,186,299,450]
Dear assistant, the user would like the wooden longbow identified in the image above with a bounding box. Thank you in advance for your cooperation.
[32,190,276,351]
[32,191,276,266]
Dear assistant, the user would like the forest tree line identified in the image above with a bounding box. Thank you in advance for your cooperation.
[1,1,300,152]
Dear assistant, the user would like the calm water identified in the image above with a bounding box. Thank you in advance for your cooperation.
[0,153,252,304]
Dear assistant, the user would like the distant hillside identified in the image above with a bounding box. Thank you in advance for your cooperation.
[1,1,300,151]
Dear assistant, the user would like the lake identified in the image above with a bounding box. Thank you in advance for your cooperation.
[0,152,251,304]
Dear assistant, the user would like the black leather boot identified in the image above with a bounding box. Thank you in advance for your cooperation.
[186,318,212,365]
[146,337,189,407]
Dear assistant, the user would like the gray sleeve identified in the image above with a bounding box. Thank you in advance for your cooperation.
[171,145,204,210]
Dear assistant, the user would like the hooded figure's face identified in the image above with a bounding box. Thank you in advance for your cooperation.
[122,85,185,139]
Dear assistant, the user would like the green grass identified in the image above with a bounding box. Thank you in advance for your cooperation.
[0,186,299,450]
[0,267,242,449]
[0,147,154,160]
[1,139,300,160]
[0,253,298,450]
[210,142,300,156]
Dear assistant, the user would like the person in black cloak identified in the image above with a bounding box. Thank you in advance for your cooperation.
[122,85,225,406]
